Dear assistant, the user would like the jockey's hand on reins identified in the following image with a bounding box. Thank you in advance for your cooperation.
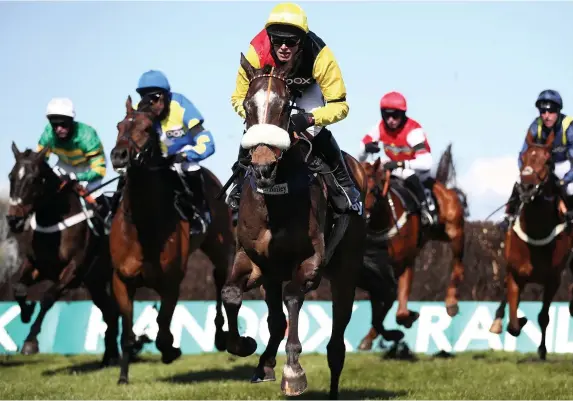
[364,142,380,154]
[290,112,314,133]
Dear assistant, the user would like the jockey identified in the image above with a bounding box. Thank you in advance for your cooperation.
[37,97,111,222]
[358,91,436,226]
[227,1,362,216]
[111,69,215,234]
[498,89,573,231]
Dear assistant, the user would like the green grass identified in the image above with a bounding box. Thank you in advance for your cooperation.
[1,351,573,399]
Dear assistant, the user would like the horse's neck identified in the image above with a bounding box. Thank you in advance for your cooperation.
[124,168,176,222]
[34,172,80,223]
[519,194,562,233]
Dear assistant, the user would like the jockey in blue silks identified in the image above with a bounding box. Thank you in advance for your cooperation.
[498,89,573,232]
[110,70,216,234]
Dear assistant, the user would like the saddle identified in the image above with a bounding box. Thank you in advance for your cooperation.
[386,176,438,220]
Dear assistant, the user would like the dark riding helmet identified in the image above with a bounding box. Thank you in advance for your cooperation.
[535,89,563,111]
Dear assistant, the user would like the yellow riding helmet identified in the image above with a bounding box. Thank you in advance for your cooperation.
[265,2,309,34]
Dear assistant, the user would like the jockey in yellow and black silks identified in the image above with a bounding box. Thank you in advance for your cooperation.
[111,70,216,235]
[227,2,362,216]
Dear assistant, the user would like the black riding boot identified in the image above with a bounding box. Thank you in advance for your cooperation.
[557,182,573,222]
[226,145,250,213]
[184,170,210,234]
[498,182,520,232]
[312,128,362,215]
[404,175,434,225]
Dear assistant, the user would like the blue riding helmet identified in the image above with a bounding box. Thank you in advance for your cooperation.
[535,89,563,110]
[136,70,171,94]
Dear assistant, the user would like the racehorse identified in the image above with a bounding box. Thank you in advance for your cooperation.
[357,144,468,350]
[220,54,367,400]
[5,143,123,365]
[108,97,234,384]
[488,131,573,360]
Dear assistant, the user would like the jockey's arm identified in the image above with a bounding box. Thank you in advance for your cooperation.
[358,126,384,162]
[37,125,54,157]
[178,95,215,162]
[311,46,349,126]
[78,129,106,182]
[230,46,261,119]
[404,128,432,172]
[561,125,573,184]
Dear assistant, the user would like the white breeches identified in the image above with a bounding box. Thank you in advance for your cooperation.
[553,160,573,195]
[54,160,103,197]
[290,83,325,137]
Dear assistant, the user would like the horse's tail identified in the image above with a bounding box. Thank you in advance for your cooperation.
[435,143,470,217]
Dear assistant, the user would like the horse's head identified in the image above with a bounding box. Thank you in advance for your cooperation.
[361,158,389,218]
[6,142,53,233]
[518,131,555,202]
[238,53,296,188]
[110,96,164,173]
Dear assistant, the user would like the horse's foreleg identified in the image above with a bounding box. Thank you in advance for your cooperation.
[112,269,136,385]
[489,299,507,334]
[222,250,257,357]
[11,259,38,324]
[156,283,182,364]
[506,271,527,336]
[538,277,559,360]
[21,260,78,355]
[395,266,418,328]
[252,279,286,383]
[445,224,465,317]
[84,277,120,367]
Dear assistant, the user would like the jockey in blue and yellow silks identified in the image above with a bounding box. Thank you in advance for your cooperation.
[498,89,573,231]
[111,70,215,234]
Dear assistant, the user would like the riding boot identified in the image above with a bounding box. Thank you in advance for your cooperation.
[557,181,573,222]
[226,145,250,213]
[311,128,362,215]
[498,182,520,232]
[404,174,434,226]
[183,170,210,235]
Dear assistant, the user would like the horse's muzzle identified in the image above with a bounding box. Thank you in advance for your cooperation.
[253,162,277,188]
[110,146,129,169]
[6,215,26,234]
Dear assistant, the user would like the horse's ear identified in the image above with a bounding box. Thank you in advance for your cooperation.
[11,141,20,159]
[240,52,255,80]
[373,157,381,171]
[126,95,133,115]
[36,145,49,161]
[525,130,535,147]
[545,131,555,147]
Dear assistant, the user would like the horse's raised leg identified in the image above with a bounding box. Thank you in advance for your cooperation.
[281,281,307,397]
[252,280,286,383]
[222,250,257,357]
[201,237,230,352]
[112,270,136,385]
[84,278,120,367]
[538,278,559,360]
[489,299,507,334]
[506,271,527,336]
[155,285,182,364]
[444,223,464,317]
[20,261,78,355]
[395,266,419,328]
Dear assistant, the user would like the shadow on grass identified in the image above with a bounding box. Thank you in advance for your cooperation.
[160,365,255,384]
[42,355,159,376]
[0,359,42,368]
[291,389,408,400]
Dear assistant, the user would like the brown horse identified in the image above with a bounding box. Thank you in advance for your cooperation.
[5,143,122,365]
[221,54,367,399]
[488,131,573,360]
[108,97,234,384]
[357,145,468,350]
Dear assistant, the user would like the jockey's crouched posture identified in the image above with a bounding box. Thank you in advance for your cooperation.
[498,89,573,232]
[110,70,215,235]
[359,91,436,226]
[227,2,362,216]
[38,97,111,225]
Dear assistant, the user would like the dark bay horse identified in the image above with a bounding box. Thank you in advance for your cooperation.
[109,97,233,384]
[5,143,121,365]
[221,54,367,399]
[488,131,573,360]
[357,145,468,350]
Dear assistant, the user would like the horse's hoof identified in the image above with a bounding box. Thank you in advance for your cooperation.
[446,303,459,317]
[228,336,257,358]
[538,346,547,361]
[20,340,39,355]
[281,367,307,397]
[396,311,419,328]
[214,330,228,352]
[20,302,36,324]
[161,347,182,364]
[381,329,405,343]
[101,355,120,368]
[251,366,276,383]
[507,317,528,337]
[489,318,503,334]
[117,377,128,385]
[358,338,373,351]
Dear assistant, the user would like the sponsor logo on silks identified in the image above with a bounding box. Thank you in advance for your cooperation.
[385,143,414,156]
[166,127,186,139]
[286,77,313,86]
[256,183,289,195]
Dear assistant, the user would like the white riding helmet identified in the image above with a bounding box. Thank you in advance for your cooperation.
[46,97,76,119]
